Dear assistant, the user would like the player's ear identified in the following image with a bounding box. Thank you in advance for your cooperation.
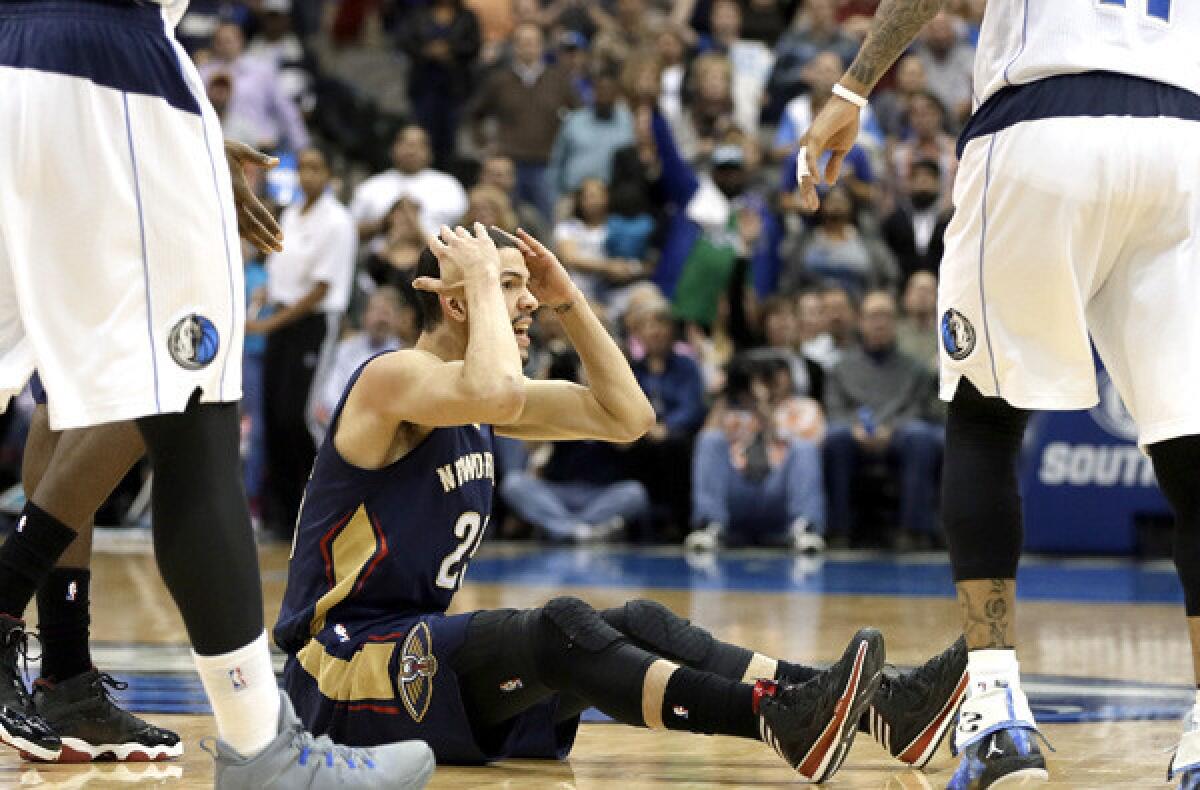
[440,294,468,323]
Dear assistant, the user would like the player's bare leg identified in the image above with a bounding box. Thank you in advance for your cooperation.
[18,406,182,762]
[0,409,147,759]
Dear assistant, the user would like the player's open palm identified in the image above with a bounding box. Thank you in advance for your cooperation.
[796,99,861,214]
[415,223,500,297]
[498,227,576,310]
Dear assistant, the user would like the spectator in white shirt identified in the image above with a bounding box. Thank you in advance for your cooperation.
[349,125,468,242]
[310,286,416,440]
[248,148,356,539]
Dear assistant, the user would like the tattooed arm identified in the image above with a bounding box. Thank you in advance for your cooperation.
[843,0,946,95]
[795,0,946,213]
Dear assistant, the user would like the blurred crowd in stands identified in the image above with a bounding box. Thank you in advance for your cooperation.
[0,0,991,552]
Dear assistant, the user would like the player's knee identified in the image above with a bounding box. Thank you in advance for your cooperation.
[539,596,624,653]
[534,597,627,687]
[618,599,713,665]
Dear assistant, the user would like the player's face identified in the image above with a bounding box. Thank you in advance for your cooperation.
[498,249,538,360]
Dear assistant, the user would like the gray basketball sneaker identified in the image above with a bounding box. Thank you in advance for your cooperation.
[204,691,435,789]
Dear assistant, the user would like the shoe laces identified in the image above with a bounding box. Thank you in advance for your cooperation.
[1,626,38,708]
[91,672,128,706]
[290,730,377,770]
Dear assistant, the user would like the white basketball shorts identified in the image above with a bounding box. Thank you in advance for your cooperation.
[938,115,1200,447]
[0,0,244,430]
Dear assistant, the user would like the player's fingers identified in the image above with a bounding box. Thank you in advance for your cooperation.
[454,224,473,241]
[517,228,549,256]
[824,151,847,185]
[473,221,495,247]
[799,181,820,214]
[428,231,450,257]
[490,226,519,244]
[226,140,280,169]
[239,207,282,253]
[246,196,282,239]
[245,205,283,250]
[236,212,269,253]
[412,277,462,293]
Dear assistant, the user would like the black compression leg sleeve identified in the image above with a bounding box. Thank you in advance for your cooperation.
[942,379,1031,582]
[455,598,761,739]
[600,599,820,685]
[1149,436,1200,616]
[599,599,752,679]
[136,400,263,655]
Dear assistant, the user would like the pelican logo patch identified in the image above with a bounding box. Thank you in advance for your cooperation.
[398,622,438,723]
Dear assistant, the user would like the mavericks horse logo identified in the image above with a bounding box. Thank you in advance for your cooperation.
[941,309,976,361]
[167,314,220,370]
[398,622,438,723]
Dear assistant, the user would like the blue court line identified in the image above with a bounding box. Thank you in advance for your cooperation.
[462,549,1185,605]
[102,669,1194,726]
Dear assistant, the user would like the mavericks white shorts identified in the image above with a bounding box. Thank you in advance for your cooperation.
[939,115,1200,447]
[0,0,243,430]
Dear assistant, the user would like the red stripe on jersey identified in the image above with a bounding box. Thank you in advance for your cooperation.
[345,703,403,715]
[353,510,391,596]
[318,510,356,588]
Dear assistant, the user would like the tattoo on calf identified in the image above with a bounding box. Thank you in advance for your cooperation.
[960,580,1013,649]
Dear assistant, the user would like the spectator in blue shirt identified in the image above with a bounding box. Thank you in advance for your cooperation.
[546,68,634,207]
[628,304,708,539]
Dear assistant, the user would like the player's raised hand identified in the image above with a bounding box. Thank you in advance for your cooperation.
[223,140,283,254]
[795,96,862,214]
[494,227,578,310]
[414,223,500,296]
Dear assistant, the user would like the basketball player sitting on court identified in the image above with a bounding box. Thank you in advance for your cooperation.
[274,224,970,782]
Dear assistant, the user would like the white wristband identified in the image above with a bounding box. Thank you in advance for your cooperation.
[832,83,868,108]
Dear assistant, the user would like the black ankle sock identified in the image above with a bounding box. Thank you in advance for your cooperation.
[775,660,820,685]
[0,504,77,619]
[36,568,92,683]
[660,667,759,740]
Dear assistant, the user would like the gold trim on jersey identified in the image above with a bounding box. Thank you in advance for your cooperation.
[308,505,380,638]
[295,640,396,701]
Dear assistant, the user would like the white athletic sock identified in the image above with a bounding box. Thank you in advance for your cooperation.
[966,648,1020,696]
[193,631,282,758]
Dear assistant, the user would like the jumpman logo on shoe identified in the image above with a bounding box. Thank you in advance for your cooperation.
[986,739,1004,759]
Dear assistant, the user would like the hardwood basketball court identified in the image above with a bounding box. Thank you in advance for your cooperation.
[1,538,1189,787]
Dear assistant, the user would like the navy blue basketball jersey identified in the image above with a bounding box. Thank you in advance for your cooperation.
[274,354,496,655]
